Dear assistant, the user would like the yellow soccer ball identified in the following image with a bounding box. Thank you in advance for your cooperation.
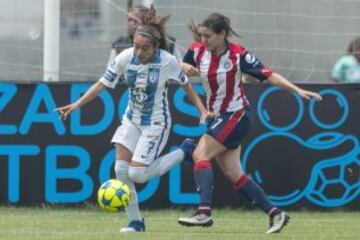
[97,179,130,212]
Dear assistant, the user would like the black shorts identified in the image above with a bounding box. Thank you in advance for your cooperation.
[206,106,252,149]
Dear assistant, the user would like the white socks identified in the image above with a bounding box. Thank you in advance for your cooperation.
[114,160,142,222]
[128,149,184,183]
[113,149,184,222]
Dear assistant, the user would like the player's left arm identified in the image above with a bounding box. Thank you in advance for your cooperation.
[268,72,322,101]
[239,49,322,101]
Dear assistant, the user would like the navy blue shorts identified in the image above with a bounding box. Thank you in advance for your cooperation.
[206,107,252,149]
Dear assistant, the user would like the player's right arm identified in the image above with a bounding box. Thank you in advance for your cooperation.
[55,81,106,120]
[180,45,200,77]
[55,48,132,120]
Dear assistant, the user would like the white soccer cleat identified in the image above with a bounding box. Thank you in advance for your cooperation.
[266,211,290,234]
[178,211,214,227]
[120,227,137,233]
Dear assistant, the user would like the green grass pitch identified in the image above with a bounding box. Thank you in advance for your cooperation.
[0,206,359,240]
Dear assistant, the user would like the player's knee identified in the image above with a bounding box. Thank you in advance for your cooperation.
[128,166,148,183]
[192,148,207,162]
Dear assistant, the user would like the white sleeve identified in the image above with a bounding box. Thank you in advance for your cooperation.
[100,48,131,89]
[166,56,189,85]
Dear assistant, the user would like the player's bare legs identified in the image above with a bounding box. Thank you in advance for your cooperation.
[116,138,196,233]
[194,134,228,160]
[216,147,290,233]
[178,134,226,227]
[216,146,242,183]
[116,144,133,162]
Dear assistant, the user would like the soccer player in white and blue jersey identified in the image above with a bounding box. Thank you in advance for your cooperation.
[56,6,207,233]
[177,13,322,234]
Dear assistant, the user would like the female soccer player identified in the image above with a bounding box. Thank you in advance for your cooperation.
[56,6,206,233]
[177,13,322,234]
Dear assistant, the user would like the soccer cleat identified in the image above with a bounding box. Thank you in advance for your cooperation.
[266,211,290,234]
[178,210,214,227]
[179,138,196,165]
[120,219,145,233]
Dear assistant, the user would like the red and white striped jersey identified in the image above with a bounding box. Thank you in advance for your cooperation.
[183,41,272,114]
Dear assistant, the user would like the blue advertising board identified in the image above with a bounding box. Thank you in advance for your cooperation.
[0,83,359,209]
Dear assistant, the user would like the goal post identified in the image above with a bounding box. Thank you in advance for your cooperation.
[43,0,60,82]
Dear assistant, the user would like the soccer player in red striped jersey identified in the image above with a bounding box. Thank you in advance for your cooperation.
[177,13,322,234]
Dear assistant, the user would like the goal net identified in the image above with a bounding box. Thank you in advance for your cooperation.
[0,0,359,82]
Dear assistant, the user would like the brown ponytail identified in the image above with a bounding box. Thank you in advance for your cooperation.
[135,5,170,50]
[189,12,241,41]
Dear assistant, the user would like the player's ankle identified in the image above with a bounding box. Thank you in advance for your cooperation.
[268,207,281,218]
[197,206,212,216]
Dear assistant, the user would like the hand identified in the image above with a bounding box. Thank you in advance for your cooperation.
[54,103,78,120]
[181,63,200,77]
[297,90,322,101]
[199,111,216,124]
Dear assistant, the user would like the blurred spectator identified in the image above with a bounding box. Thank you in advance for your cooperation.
[61,0,100,39]
[331,37,360,83]
[106,5,149,66]
[107,4,181,67]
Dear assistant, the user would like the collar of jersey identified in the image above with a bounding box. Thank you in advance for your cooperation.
[211,41,229,58]
[133,48,161,65]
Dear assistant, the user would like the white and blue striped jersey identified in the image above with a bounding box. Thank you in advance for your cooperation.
[100,48,189,126]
